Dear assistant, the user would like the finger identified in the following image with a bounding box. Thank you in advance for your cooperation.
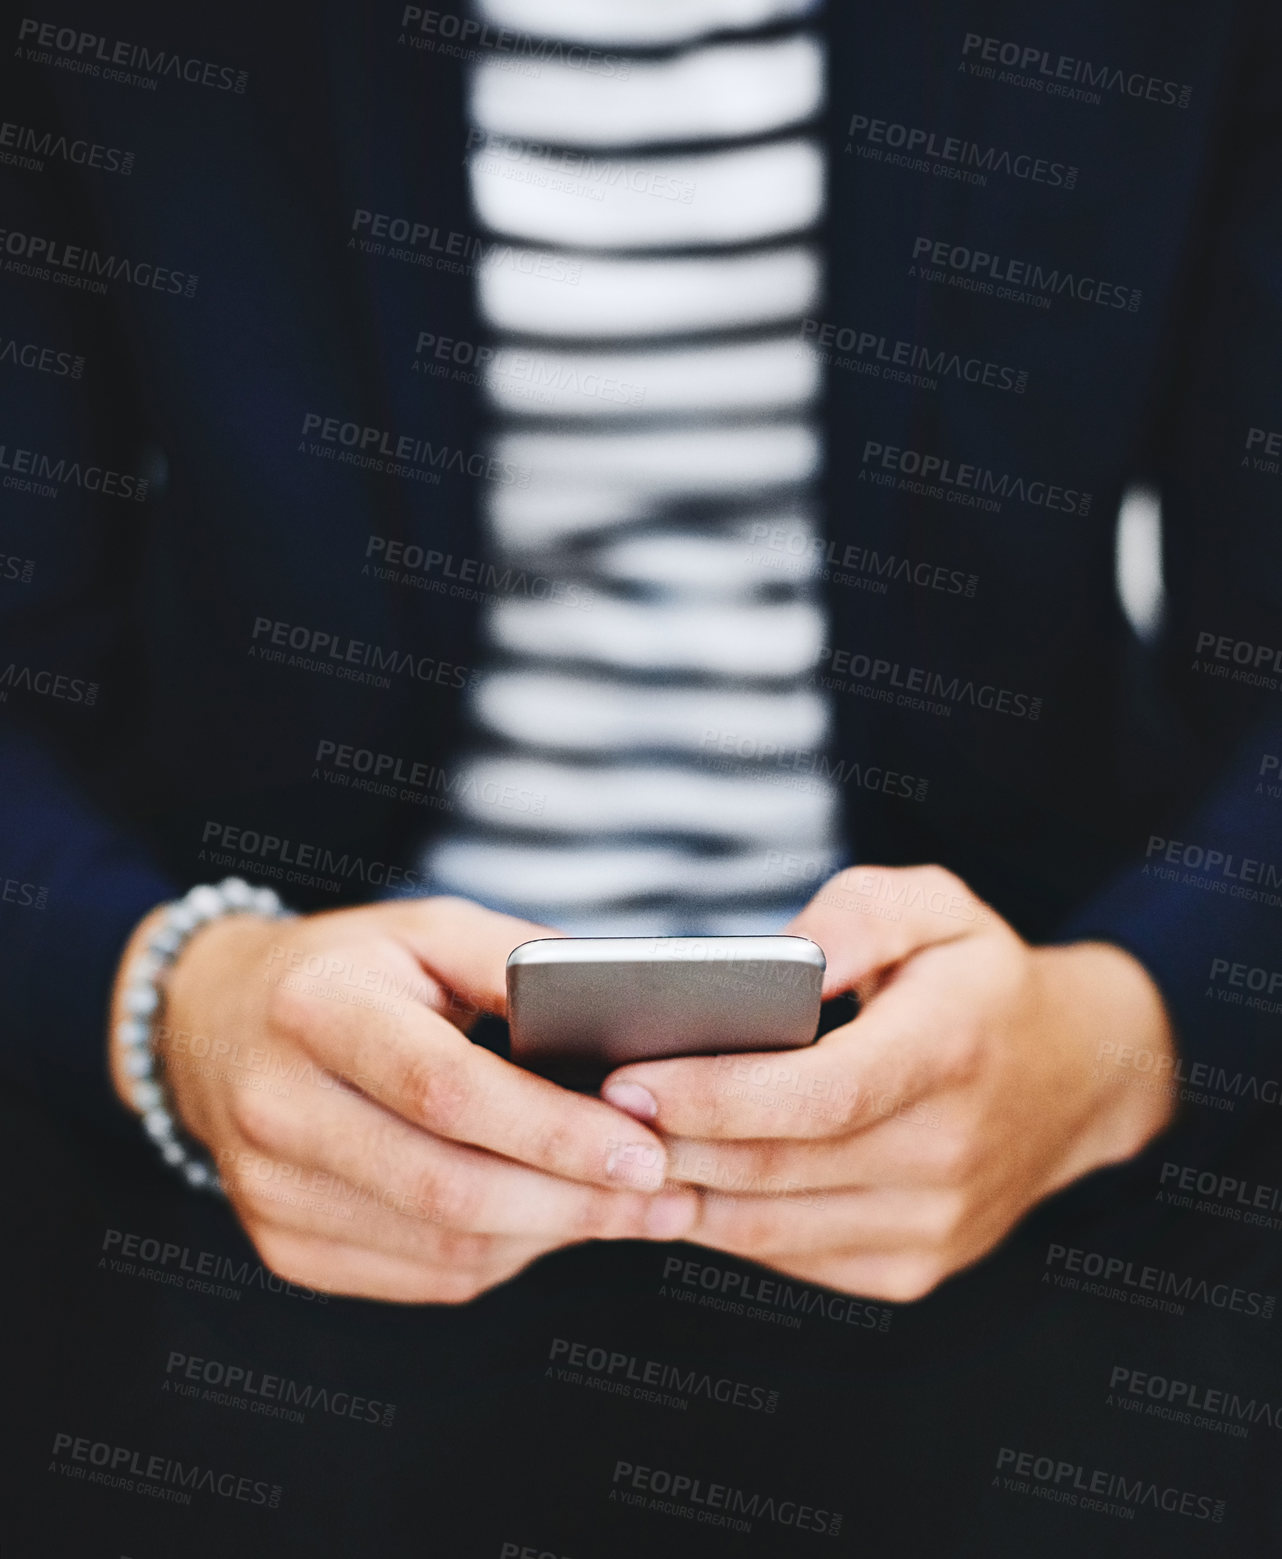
[380,896,564,1018]
[663,1104,960,1194]
[785,864,987,998]
[275,970,674,1189]
[691,1185,964,1261]
[604,958,965,1141]
[224,1079,699,1243]
[247,1225,550,1305]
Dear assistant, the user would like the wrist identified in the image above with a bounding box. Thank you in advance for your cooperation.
[1036,940,1178,1170]
[109,879,293,1190]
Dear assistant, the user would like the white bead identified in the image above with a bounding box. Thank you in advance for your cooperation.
[148,926,182,956]
[130,1080,162,1111]
[187,884,224,920]
[123,1051,151,1078]
[123,984,158,1017]
[116,1019,149,1049]
[221,878,254,907]
[251,887,281,916]
[184,1161,211,1187]
[161,1141,184,1166]
[143,1109,174,1141]
[167,903,198,934]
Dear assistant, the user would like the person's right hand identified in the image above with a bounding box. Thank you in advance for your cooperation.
[109,896,697,1302]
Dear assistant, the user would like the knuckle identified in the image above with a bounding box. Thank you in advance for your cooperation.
[922,1189,968,1246]
[227,1087,286,1152]
[431,1228,494,1270]
[524,1116,582,1176]
[922,863,964,895]
[251,1229,314,1288]
[262,973,313,1043]
[939,1021,985,1086]
[880,1256,945,1304]
[403,1053,472,1134]
[416,1163,479,1230]
[575,1189,638,1239]
[425,1267,489,1305]
[930,1126,980,1187]
[224,1149,290,1213]
[716,1198,780,1252]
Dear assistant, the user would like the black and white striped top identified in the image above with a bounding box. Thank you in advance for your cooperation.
[422,0,846,935]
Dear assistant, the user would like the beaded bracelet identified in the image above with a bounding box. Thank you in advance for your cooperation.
[116,877,294,1192]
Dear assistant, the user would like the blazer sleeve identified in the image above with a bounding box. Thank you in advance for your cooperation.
[0,125,177,1136]
[1058,3,1282,1154]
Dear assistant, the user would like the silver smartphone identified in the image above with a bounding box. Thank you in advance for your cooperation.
[506,935,825,1076]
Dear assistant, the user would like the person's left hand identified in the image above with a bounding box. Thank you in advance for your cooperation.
[600,865,1177,1302]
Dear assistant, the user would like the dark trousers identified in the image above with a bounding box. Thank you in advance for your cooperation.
[8,1082,1282,1559]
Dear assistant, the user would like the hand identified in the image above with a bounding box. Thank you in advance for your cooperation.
[110,896,697,1302]
[601,865,1177,1303]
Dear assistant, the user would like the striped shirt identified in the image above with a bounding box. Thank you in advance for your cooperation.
[421,0,847,935]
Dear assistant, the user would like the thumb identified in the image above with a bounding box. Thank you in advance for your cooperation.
[785,864,988,999]
[382,896,565,1019]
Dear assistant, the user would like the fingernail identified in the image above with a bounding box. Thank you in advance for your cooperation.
[606,1144,664,1191]
[643,1190,696,1241]
[603,1081,658,1122]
